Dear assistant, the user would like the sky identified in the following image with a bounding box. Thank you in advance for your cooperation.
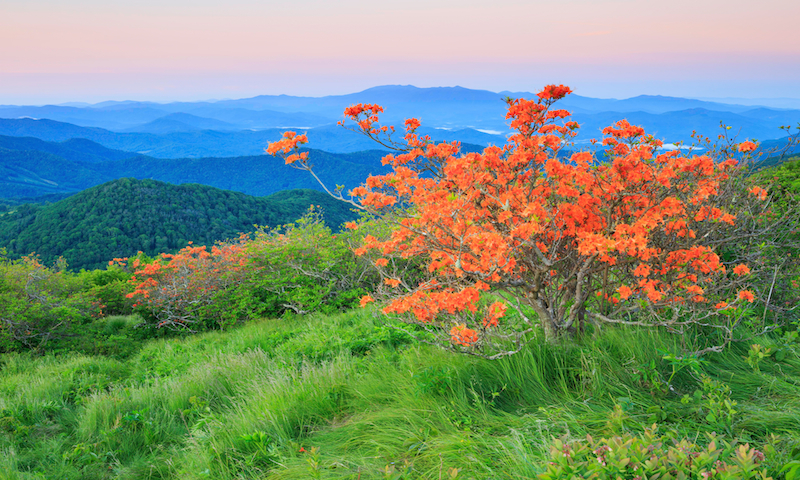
[2,0,799,105]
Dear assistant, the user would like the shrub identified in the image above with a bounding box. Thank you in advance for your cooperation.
[124,238,250,331]
[0,252,99,352]
[269,85,798,358]
[77,264,135,316]
[538,428,772,480]
[124,210,391,331]
[242,209,381,318]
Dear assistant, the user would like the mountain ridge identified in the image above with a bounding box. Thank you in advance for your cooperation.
[2,85,797,141]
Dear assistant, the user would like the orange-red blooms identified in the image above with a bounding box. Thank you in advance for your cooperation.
[268,84,764,345]
[450,324,479,346]
[359,295,375,307]
[733,264,751,276]
[266,131,308,157]
[617,285,633,300]
[737,141,758,153]
[126,238,249,329]
[749,186,768,201]
[738,290,756,302]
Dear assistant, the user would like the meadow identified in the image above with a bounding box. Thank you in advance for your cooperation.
[2,307,800,479]
[2,88,800,479]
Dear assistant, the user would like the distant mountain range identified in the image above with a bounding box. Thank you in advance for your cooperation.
[2,84,796,272]
[0,85,797,158]
[0,117,499,158]
[1,128,797,201]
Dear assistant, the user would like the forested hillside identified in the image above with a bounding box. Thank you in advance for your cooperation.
[0,133,393,199]
[0,179,357,270]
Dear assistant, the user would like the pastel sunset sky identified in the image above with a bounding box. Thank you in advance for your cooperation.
[2,0,798,104]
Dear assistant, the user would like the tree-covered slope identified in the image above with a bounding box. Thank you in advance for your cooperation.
[0,178,358,270]
[0,134,135,163]
[89,149,392,196]
[0,148,114,197]
[0,133,393,199]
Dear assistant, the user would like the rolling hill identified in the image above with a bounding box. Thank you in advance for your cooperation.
[0,134,394,199]
[0,178,359,270]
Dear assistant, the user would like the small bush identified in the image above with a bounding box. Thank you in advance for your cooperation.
[0,253,99,352]
[538,427,772,480]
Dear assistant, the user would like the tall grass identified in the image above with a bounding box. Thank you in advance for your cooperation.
[1,307,799,479]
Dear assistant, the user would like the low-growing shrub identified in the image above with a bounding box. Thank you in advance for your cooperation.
[0,253,100,352]
[124,210,398,333]
[538,428,772,479]
[77,265,134,316]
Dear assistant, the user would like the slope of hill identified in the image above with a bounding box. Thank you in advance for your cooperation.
[0,133,394,199]
[0,134,135,163]
[89,149,393,196]
[121,113,239,133]
[0,179,358,270]
[0,148,114,197]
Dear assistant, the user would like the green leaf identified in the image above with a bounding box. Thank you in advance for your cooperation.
[780,461,800,480]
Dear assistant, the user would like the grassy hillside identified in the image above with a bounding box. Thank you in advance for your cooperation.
[1,309,798,479]
[0,178,358,270]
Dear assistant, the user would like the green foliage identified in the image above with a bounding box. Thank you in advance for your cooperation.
[0,178,359,271]
[746,343,773,371]
[0,253,99,352]
[0,312,799,479]
[241,210,379,319]
[682,376,739,435]
[538,429,771,480]
[76,265,134,316]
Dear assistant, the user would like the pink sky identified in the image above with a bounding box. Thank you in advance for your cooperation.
[2,0,798,104]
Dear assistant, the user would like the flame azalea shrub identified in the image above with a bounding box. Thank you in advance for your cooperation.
[124,239,250,331]
[269,85,788,357]
[0,253,99,351]
[538,429,772,480]
[124,210,389,331]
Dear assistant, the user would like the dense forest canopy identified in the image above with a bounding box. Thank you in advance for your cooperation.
[0,178,357,270]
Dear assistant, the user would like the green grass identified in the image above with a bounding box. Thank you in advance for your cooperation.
[1,308,800,479]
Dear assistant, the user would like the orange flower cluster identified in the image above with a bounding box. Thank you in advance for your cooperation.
[450,324,479,346]
[737,141,758,153]
[266,131,308,156]
[272,84,769,344]
[733,264,751,276]
[748,186,768,201]
[738,290,755,302]
[126,238,249,329]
